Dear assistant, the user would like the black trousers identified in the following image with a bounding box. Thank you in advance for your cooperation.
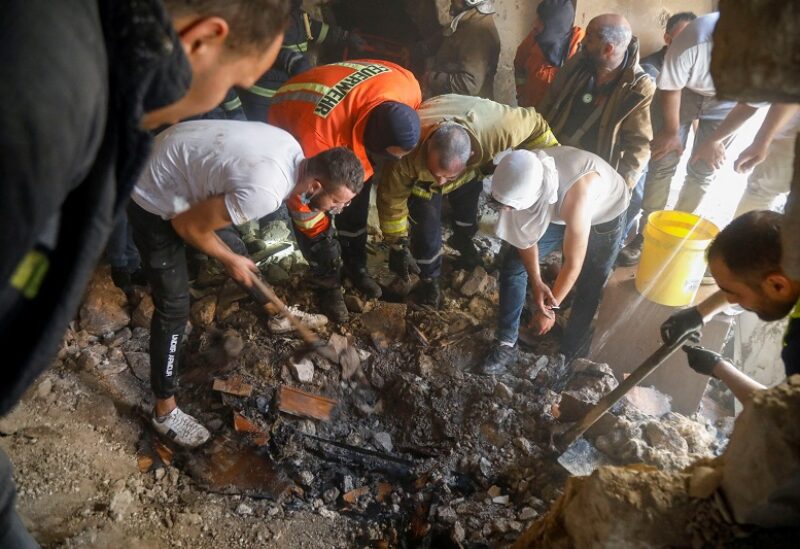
[127,203,247,399]
[408,178,482,278]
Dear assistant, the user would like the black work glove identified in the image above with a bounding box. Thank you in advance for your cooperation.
[682,345,722,377]
[388,239,420,279]
[661,306,704,345]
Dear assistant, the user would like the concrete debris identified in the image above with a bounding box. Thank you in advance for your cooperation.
[625,385,672,417]
[265,264,290,284]
[131,294,154,329]
[459,266,492,297]
[494,382,514,402]
[344,294,366,313]
[109,488,135,521]
[235,503,254,516]
[288,357,314,383]
[79,268,130,335]
[78,345,107,370]
[516,377,800,547]
[190,295,217,328]
[372,432,393,453]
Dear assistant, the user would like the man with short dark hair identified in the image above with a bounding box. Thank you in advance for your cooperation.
[639,12,697,75]
[660,211,800,402]
[377,94,558,307]
[129,120,363,448]
[0,1,291,544]
[538,14,655,191]
[268,60,422,322]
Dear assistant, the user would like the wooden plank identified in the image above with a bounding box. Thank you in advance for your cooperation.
[212,376,253,397]
[277,385,337,421]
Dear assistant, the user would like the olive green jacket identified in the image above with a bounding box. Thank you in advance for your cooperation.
[377,94,558,240]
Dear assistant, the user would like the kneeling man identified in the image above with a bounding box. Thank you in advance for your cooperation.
[129,120,363,447]
[482,146,629,374]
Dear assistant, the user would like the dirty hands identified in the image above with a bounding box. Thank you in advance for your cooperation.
[531,278,558,319]
[681,345,723,377]
[734,141,769,173]
[660,306,703,345]
[691,138,727,170]
[650,129,684,161]
[388,239,420,279]
[223,253,259,287]
[528,310,556,336]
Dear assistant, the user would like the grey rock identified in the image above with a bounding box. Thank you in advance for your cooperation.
[460,266,491,297]
[372,432,393,453]
[265,264,290,284]
[236,503,254,516]
[494,382,514,402]
[109,489,134,521]
[288,357,314,383]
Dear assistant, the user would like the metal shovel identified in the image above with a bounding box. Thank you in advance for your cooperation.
[556,333,692,476]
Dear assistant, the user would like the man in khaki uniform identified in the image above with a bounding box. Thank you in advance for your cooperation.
[377,94,558,307]
[424,0,501,99]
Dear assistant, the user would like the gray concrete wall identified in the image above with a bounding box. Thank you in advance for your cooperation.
[574,0,715,59]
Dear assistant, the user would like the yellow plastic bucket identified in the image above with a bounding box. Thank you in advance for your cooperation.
[635,211,720,307]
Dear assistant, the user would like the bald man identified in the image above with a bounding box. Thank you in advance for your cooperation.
[538,13,655,191]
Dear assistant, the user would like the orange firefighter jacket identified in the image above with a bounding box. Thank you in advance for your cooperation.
[268,60,422,238]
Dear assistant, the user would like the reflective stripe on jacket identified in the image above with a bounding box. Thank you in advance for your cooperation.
[268,59,421,237]
[377,94,558,240]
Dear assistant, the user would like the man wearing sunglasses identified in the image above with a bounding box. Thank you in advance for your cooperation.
[128,119,363,449]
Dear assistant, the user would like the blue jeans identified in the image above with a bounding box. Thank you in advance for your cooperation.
[496,213,626,359]
[625,169,646,237]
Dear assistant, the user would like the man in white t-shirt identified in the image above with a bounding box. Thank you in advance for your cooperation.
[128,120,364,448]
[626,13,746,264]
[481,146,630,375]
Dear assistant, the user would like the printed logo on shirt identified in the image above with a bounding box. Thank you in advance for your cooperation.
[313,63,392,118]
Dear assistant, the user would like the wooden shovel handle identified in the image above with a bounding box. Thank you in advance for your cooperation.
[248,272,321,347]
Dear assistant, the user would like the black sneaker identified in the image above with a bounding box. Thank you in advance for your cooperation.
[345,266,382,299]
[480,344,518,375]
[318,286,349,323]
[616,233,644,267]
[412,277,442,309]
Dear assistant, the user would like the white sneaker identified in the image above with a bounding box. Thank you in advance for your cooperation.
[268,306,328,334]
[152,407,210,448]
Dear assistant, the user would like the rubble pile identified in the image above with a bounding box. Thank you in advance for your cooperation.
[514,376,800,548]
[51,226,729,547]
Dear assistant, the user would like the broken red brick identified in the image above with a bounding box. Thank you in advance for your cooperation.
[137,454,154,473]
[154,441,173,466]
[376,482,393,503]
[277,385,337,421]
[342,485,369,505]
[213,376,253,397]
[233,412,270,446]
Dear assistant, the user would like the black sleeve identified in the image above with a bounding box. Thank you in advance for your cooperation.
[0,0,108,285]
[782,317,800,377]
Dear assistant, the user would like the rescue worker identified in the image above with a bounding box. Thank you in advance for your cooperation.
[514,0,585,108]
[238,0,356,121]
[269,60,422,322]
[660,211,800,401]
[0,0,290,543]
[424,0,501,99]
[129,120,364,448]
[481,147,630,374]
[377,94,558,308]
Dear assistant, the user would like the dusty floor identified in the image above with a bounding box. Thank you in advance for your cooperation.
[0,231,732,548]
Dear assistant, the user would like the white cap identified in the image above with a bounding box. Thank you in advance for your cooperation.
[491,150,545,210]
